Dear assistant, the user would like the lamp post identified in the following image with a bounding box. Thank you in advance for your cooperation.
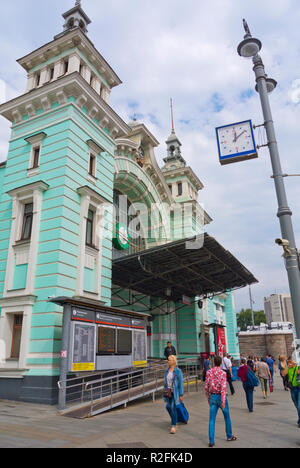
[237,20,300,363]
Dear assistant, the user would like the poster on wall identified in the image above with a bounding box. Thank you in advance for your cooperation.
[132,330,147,367]
[70,322,96,372]
[217,328,227,357]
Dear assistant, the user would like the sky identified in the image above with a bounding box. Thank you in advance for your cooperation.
[0,0,300,313]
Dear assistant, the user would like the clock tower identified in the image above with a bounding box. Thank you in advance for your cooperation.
[0,1,129,403]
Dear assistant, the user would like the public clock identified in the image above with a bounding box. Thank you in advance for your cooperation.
[216,119,258,165]
[113,223,130,250]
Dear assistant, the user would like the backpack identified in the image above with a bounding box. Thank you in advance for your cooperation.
[246,368,259,388]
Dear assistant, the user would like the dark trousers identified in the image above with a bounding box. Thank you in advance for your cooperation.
[242,382,254,412]
[226,371,235,395]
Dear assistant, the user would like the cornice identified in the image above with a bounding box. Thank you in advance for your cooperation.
[0,72,130,139]
[127,123,160,148]
[17,28,122,88]
[162,166,204,191]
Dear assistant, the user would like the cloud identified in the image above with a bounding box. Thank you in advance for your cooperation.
[1,0,300,312]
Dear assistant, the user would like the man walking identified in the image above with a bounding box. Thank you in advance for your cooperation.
[164,341,176,360]
[221,353,235,395]
[266,354,275,386]
[205,355,237,447]
[281,357,300,428]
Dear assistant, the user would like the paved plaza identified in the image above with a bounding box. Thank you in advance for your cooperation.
[0,374,299,449]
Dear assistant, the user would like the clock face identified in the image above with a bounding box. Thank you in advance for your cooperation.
[216,120,257,164]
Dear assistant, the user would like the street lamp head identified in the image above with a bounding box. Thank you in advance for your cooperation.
[237,37,262,58]
[255,77,277,93]
[238,19,262,58]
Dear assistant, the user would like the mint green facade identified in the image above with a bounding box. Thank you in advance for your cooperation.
[0,3,242,404]
[0,100,115,377]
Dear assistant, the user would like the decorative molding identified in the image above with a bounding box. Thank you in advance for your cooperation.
[86,138,104,154]
[24,132,47,145]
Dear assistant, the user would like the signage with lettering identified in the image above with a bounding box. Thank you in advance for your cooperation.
[95,311,131,327]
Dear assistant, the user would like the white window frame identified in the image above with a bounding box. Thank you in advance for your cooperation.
[76,186,111,301]
[25,132,47,177]
[4,181,49,297]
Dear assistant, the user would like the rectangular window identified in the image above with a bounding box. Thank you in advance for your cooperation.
[86,209,94,246]
[10,314,23,358]
[89,153,96,177]
[49,67,54,81]
[177,182,182,196]
[36,73,41,87]
[21,203,33,241]
[64,59,69,75]
[32,146,40,168]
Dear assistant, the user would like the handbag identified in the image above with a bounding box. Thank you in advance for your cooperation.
[163,370,175,399]
[163,388,174,399]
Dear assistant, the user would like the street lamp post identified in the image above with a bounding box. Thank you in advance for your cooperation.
[237,20,300,363]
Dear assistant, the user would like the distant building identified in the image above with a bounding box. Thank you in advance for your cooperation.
[264,294,294,325]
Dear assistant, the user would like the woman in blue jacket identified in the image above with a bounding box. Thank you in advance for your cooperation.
[163,354,184,434]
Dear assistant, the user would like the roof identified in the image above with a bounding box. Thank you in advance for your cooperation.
[112,233,258,302]
[49,296,151,319]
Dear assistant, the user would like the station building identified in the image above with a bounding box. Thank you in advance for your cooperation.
[0,2,257,403]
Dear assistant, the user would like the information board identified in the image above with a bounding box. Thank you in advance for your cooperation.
[117,329,132,355]
[98,326,116,355]
[71,322,96,372]
[133,330,147,367]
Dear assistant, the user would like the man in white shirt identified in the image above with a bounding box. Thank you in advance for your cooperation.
[221,353,235,395]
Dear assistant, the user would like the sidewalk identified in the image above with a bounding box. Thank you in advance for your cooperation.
[0,374,299,448]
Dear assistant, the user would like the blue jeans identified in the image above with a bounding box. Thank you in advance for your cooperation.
[242,382,254,412]
[209,394,233,445]
[167,398,178,426]
[290,387,300,425]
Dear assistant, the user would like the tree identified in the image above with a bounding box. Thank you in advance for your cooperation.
[237,308,266,331]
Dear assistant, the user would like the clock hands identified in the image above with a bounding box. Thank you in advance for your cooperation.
[233,129,247,142]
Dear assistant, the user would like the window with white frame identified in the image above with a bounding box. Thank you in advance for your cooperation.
[88,152,97,178]
[4,181,49,297]
[25,132,46,174]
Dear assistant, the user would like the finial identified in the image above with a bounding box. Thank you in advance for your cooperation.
[243,19,252,37]
[170,98,175,134]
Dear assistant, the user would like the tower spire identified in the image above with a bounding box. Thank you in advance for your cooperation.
[170,98,175,134]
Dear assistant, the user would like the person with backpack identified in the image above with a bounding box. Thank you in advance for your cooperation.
[238,359,259,412]
[162,354,185,434]
[281,357,300,428]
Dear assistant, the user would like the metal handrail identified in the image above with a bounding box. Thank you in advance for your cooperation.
[58,357,201,416]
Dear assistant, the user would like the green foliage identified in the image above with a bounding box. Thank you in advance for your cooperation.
[237,308,266,331]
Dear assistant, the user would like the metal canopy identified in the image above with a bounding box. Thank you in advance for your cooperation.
[112,233,258,302]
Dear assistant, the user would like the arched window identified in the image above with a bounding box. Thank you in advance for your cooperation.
[67,17,75,29]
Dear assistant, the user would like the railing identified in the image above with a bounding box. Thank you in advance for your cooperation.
[58,357,201,418]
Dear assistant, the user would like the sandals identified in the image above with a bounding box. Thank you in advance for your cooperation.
[170,426,176,434]
[227,435,237,442]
